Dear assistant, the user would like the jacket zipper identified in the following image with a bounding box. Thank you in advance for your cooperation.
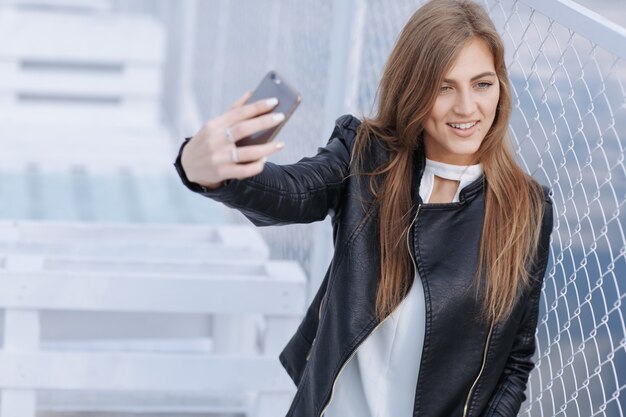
[318,204,422,416]
[462,321,494,417]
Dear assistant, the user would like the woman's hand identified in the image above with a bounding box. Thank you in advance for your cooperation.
[181,92,286,189]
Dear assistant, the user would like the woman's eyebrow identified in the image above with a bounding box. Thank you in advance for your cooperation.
[442,71,497,84]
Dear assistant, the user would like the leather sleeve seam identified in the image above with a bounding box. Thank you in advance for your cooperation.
[484,378,513,416]
[242,176,344,198]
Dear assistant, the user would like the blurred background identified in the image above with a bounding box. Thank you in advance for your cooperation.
[0,0,623,416]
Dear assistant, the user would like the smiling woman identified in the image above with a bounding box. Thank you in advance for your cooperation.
[174,0,553,416]
[422,38,500,166]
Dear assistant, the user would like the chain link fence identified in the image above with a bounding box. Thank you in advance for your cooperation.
[485,2,625,416]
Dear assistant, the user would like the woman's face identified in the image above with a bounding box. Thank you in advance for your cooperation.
[422,37,500,165]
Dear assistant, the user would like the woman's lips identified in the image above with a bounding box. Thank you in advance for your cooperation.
[447,121,479,137]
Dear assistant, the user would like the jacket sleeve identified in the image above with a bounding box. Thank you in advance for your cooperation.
[481,190,554,417]
[173,115,359,226]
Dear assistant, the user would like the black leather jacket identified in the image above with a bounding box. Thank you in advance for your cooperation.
[175,114,554,417]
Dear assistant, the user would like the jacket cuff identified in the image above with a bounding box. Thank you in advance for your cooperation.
[173,137,236,197]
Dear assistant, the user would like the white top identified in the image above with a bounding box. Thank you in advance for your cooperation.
[323,158,483,417]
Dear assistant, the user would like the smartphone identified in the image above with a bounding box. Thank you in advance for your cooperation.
[237,70,301,147]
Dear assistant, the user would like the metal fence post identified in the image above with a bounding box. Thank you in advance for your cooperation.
[172,0,202,140]
[208,0,230,121]
[309,0,365,300]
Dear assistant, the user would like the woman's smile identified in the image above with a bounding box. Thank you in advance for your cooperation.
[446,120,480,137]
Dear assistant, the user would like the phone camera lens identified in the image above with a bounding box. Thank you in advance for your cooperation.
[271,73,281,85]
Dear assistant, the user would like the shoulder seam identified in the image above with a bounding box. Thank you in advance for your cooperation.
[336,114,361,133]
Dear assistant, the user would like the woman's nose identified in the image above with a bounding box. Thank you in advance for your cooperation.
[453,90,477,116]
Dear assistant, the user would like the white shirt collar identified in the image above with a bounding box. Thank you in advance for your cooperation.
[420,158,483,203]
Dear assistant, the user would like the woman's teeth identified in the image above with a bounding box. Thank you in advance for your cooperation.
[448,121,477,130]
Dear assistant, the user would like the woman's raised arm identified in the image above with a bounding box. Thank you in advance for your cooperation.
[175,108,359,226]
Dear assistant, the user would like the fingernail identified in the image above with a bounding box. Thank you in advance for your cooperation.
[276,142,285,149]
[265,97,278,107]
[273,113,285,122]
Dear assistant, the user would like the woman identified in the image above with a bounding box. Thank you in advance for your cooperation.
[175,0,553,416]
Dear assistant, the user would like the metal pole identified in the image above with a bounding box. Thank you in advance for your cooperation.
[520,0,626,59]
[172,0,203,139]
[308,0,365,301]
[209,0,230,119]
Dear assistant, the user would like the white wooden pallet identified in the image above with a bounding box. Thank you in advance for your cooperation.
[0,6,172,170]
[0,222,304,417]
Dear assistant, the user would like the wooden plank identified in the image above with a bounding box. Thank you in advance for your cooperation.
[2,266,40,417]
[212,315,260,354]
[38,390,250,414]
[0,390,36,417]
[43,338,213,353]
[3,310,40,351]
[0,100,161,127]
[39,310,212,341]
[0,222,268,254]
[0,237,250,260]
[218,226,271,257]
[33,256,292,278]
[3,0,112,12]
[0,351,294,391]
[0,262,306,314]
[1,312,38,416]
[0,122,173,171]
[0,61,161,98]
[0,9,164,64]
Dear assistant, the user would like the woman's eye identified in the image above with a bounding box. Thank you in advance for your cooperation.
[439,86,452,94]
[476,82,493,90]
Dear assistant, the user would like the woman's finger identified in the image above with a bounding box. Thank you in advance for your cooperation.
[230,140,285,164]
[220,158,268,180]
[209,139,284,168]
[228,91,252,110]
[226,111,285,145]
[213,97,279,129]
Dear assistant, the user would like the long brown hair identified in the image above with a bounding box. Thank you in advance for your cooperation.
[353,0,544,324]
